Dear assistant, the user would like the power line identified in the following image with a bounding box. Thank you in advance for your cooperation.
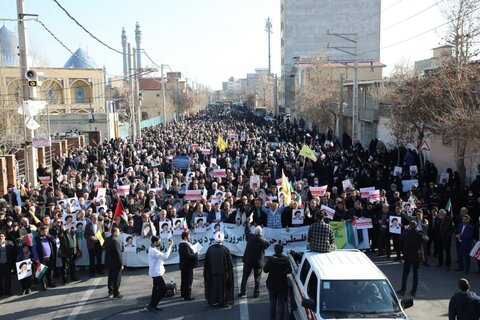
[358,4,480,56]
[51,0,123,55]
[35,19,96,69]
[344,0,404,29]
[358,0,445,41]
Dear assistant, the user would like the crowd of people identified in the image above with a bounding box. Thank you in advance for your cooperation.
[0,105,480,317]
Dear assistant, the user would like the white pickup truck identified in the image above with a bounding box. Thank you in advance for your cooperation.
[286,250,413,320]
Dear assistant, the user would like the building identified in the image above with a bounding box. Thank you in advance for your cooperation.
[280,0,381,113]
[290,58,384,145]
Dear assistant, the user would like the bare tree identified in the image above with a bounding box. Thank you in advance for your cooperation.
[294,55,338,131]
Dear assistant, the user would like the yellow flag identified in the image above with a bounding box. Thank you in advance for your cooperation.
[217,135,227,152]
[299,144,317,162]
[96,229,105,246]
[281,170,291,205]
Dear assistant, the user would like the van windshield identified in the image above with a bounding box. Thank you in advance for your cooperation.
[320,280,403,318]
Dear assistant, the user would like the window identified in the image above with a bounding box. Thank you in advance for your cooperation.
[299,259,310,284]
[75,87,85,103]
[307,272,318,301]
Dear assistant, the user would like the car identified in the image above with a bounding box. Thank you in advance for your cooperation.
[287,249,413,319]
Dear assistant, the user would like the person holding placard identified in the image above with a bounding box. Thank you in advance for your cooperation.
[17,244,33,295]
[33,226,57,290]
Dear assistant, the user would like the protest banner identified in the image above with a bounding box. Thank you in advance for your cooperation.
[389,216,402,234]
[320,205,335,220]
[39,176,51,184]
[360,187,375,199]
[172,156,190,169]
[393,166,403,176]
[470,241,480,260]
[184,190,203,201]
[402,179,419,192]
[250,175,260,189]
[16,259,32,280]
[368,190,381,203]
[201,148,211,155]
[354,218,373,229]
[342,179,354,191]
[211,168,227,178]
[117,185,130,196]
[309,185,327,197]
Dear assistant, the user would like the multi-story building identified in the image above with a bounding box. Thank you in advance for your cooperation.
[280,0,381,113]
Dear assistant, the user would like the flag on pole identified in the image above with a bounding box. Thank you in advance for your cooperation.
[96,229,105,246]
[217,135,228,153]
[35,263,48,279]
[299,144,318,162]
[445,198,452,213]
[113,199,128,228]
[24,233,34,246]
[281,170,292,205]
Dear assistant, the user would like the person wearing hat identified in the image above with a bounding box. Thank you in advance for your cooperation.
[203,231,234,307]
[448,278,480,319]
[147,235,173,313]
[397,221,429,297]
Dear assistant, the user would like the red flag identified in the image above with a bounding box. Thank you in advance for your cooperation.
[113,198,128,225]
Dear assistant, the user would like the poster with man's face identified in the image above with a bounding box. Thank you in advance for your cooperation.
[123,234,137,252]
[292,209,305,225]
[160,221,172,239]
[63,214,77,230]
[16,259,32,280]
[172,218,185,235]
[389,216,402,234]
[212,190,224,205]
[194,217,206,233]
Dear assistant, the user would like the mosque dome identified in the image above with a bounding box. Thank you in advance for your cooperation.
[0,25,19,67]
[64,48,97,69]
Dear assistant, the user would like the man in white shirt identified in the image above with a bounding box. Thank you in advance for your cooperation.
[147,235,173,313]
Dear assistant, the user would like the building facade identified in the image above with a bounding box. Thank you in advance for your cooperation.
[280,0,381,113]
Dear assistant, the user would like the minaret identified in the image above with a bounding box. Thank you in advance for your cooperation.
[135,22,142,78]
[121,27,128,81]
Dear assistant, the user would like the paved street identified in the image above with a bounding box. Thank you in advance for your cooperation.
[0,254,479,320]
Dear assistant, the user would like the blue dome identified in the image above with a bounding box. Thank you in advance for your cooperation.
[0,26,19,67]
[64,48,97,69]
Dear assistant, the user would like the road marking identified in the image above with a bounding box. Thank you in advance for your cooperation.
[236,262,249,320]
[67,277,101,320]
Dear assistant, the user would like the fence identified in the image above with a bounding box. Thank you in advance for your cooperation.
[119,115,166,139]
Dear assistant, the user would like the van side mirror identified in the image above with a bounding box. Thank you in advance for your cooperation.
[301,298,316,310]
[401,298,414,309]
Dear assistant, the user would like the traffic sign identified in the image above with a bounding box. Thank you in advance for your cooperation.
[420,140,431,151]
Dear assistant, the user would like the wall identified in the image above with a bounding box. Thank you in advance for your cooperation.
[47,112,116,141]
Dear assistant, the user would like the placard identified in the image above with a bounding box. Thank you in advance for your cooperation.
[117,185,130,196]
[393,166,403,176]
[211,169,227,178]
[16,259,33,280]
[402,179,419,192]
[354,218,373,229]
[368,190,381,203]
[320,205,335,220]
[360,187,375,199]
[292,209,304,225]
[342,179,354,191]
[310,185,328,197]
[173,156,190,169]
[184,190,202,201]
[389,216,402,234]
[250,175,260,189]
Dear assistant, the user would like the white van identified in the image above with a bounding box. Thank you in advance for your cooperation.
[287,250,413,319]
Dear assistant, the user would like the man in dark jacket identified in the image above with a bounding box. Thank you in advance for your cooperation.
[178,231,198,301]
[0,231,16,296]
[33,226,57,290]
[263,244,292,320]
[448,278,480,319]
[436,209,455,269]
[397,221,428,297]
[105,227,123,298]
[238,223,270,298]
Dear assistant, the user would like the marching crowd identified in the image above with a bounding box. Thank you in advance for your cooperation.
[0,105,480,318]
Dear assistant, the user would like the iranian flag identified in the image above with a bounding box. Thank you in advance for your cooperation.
[35,263,48,279]
[24,233,34,246]
[113,198,128,227]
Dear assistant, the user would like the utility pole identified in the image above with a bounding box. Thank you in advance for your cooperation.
[161,64,167,123]
[17,0,37,184]
[133,48,142,139]
[274,73,278,115]
[265,17,272,75]
[128,43,136,140]
[338,73,344,145]
[328,32,359,144]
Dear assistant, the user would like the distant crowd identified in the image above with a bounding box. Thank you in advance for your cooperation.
[0,104,480,297]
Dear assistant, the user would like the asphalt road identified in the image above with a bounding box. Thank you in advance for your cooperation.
[0,254,479,320]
